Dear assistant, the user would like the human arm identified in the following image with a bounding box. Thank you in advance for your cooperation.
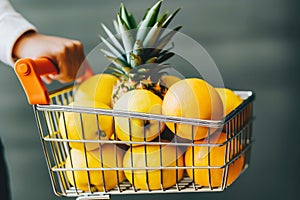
[12,31,87,83]
[0,0,37,66]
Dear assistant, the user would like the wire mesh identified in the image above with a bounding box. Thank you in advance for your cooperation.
[33,85,255,198]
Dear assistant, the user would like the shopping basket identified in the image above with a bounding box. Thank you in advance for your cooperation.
[14,58,255,200]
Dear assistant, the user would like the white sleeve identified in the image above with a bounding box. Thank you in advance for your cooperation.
[0,0,37,66]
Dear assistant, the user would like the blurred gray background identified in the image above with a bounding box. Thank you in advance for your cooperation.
[1,0,299,200]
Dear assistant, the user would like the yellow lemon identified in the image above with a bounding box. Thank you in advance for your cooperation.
[123,144,184,190]
[160,75,181,88]
[74,73,118,107]
[65,144,125,192]
[215,88,243,116]
[185,132,244,187]
[162,78,224,140]
[114,90,165,145]
[59,100,113,151]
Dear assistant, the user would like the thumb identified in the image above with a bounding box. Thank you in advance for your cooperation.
[41,75,53,84]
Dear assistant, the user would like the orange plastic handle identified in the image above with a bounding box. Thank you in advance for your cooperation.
[14,58,58,105]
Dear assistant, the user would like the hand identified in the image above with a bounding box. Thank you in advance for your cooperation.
[12,31,92,83]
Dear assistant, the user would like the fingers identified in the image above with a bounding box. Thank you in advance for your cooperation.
[48,39,86,83]
[41,75,53,84]
[75,60,94,83]
[12,32,88,84]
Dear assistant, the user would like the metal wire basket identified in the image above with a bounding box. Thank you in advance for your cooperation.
[15,58,255,200]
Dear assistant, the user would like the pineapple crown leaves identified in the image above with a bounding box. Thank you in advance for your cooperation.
[100,0,182,81]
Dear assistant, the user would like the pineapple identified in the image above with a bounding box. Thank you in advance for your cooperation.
[99,0,182,104]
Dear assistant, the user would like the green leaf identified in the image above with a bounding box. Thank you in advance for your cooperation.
[129,53,142,67]
[136,0,162,41]
[157,52,175,63]
[128,13,137,29]
[117,14,134,62]
[162,8,181,28]
[159,44,175,56]
[119,3,131,29]
[153,26,182,55]
[143,13,168,48]
[100,48,117,58]
[100,36,124,60]
[113,20,120,35]
[111,71,124,78]
[101,23,124,53]
[157,8,181,43]
[143,22,160,48]
[145,0,162,27]
[105,55,131,73]
[133,40,143,57]
[157,10,170,23]
[107,66,126,76]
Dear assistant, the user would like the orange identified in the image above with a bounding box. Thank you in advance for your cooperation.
[59,100,113,151]
[216,88,244,133]
[74,73,118,107]
[215,88,243,116]
[65,144,125,192]
[114,89,165,145]
[123,144,184,190]
[160,75,181,88]
[162,78,224,140]
[185,132,244,187]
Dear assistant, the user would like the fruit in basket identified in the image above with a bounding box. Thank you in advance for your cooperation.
[162,78,224,140]
[74,73,118,107]
[185,132,244,187]
[215,88,243,116]
[114,89,164,145]
[160,75,182,88]
[59,101,113,151]
[65,144,125,192]
[99,1,182,105]
[123,143,184,190]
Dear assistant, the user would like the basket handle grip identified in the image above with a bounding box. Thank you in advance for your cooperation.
[14,58,58,105]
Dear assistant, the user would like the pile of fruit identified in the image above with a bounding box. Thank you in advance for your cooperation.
[59,1,244,192]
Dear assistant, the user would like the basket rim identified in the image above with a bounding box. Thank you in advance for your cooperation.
[37,85,255,127]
